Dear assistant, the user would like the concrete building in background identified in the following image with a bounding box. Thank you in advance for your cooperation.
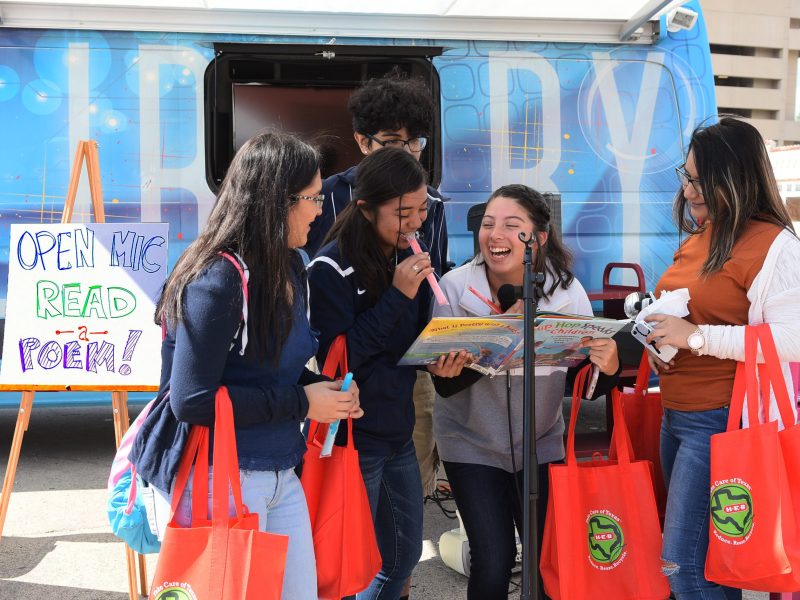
[703,1,800,230]
[768,143,800,220]
[703,0,800,144]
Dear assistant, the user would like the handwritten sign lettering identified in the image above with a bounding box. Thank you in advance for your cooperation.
[1,223,168,387]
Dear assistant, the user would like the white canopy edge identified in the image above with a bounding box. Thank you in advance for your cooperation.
[0,1,668,44]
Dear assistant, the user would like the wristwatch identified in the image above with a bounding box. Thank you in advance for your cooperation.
[687,327,705,356]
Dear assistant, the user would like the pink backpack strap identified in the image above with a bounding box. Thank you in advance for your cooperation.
[218,251,250,355]
[157,253,250,354]
[108,393,160,489]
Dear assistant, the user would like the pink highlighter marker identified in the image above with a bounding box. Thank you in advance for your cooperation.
[405,234,449,306]
[468,286,501,314]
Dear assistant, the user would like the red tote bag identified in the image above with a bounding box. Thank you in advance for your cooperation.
[301,335,382,600]
[149,388,289,600]
[706,325,800,591]
[541,366,670,600]
[609,353,667,523]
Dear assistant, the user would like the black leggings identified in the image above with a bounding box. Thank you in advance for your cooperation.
[443,460,552,600]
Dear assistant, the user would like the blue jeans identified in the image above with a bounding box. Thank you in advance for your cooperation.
[356,440,424,600]
[154,467,317,600]
[661,407,742,600]
[444,460,552,600]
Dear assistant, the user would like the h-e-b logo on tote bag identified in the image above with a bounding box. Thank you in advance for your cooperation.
[587,509,627,569]
[710,479,754,545]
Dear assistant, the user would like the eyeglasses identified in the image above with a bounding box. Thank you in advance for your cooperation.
[366,134,427,152]
[675,166,703,196]
[290,193,325,209]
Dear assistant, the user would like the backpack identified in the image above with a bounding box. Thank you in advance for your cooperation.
[106,396,163,553]
[106,251,249,553]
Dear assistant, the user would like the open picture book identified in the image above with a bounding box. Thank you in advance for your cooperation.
[398,312,630,376]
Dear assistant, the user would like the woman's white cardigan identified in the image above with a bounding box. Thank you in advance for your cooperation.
[697,228,800,422]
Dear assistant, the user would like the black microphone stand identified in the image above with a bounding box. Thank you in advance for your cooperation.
[520,231,545,600]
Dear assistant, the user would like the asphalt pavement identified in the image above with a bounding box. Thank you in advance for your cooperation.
[0,400,768,600]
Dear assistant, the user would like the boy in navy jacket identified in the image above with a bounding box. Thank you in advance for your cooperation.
[303,71,448,276]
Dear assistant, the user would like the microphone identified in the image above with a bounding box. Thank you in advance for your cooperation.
[498,284,523,312]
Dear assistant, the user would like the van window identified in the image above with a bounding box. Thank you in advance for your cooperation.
[205,44,442,191]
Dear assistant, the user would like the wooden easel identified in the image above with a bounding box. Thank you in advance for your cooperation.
[0,140,158,600]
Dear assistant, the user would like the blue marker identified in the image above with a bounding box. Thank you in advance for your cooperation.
[320,372,353,457]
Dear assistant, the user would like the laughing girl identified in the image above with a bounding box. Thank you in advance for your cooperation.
[431,184,621,600]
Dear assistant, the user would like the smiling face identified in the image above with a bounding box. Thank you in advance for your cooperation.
[683,150,709,223]
[361,183,429,257]
[286,170,323,248]
[479,195,542,288]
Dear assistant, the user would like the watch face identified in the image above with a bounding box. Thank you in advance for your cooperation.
[688,332,704,349]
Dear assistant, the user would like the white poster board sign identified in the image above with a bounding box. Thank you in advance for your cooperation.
[0,223,168,387]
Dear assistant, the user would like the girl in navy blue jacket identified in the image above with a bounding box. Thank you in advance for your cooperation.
[308,147,466,600]
[136,131,362,600]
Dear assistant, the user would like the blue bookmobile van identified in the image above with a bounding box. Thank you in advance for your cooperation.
[0,0,716,404]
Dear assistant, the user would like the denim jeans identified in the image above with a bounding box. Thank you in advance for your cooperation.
[355,439,424,600]
[152,467,317,600]
[661,407,742,600]
[444,460,552,600]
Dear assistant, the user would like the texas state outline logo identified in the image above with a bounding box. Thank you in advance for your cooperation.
[586,509,628,570]
[710,479,754,545]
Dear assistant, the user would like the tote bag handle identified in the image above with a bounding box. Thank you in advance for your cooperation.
[565,365,590,465]
[727,326,795,431]
[321,335,348,379]
[307,335,355,450]
[727,328,761,431]
[167,387,247,524]
[170,425,207,518]
[755,325,797,428]
[212,388,246,522]
[633,352,651,395]
[566,365,633,465]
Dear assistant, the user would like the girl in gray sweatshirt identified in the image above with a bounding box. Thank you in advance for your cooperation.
[431,184,621,600]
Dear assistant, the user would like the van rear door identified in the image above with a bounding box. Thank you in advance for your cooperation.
[205,43,443,191]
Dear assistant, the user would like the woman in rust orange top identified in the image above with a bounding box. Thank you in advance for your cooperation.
[644,116,800,600]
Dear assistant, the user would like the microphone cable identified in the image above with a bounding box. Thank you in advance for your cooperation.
[507,370,522,502]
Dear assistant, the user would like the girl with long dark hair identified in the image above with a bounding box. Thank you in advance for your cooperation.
[308,146,466,600]
[133,131,362,599]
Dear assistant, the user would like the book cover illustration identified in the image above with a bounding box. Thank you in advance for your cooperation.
[399,313,628,376]
[532,314,628,368]
[397,316,525,376]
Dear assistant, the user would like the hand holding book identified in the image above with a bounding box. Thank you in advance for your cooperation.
[426,350,473,378]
